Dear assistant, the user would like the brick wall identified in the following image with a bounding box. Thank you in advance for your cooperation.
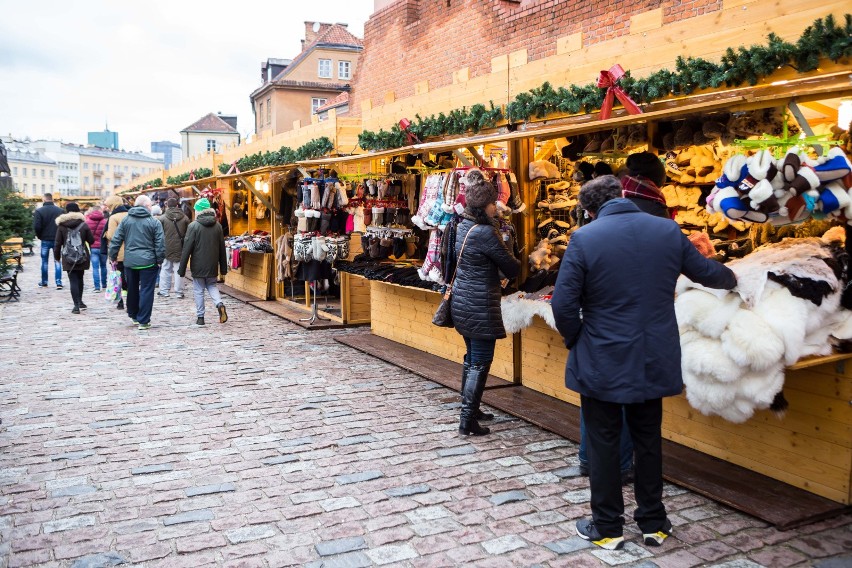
[350,0,722,115]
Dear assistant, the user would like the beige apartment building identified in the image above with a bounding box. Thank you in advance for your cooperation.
[7,147,58,198]
[77,147,162,197]
[250,22,362,136]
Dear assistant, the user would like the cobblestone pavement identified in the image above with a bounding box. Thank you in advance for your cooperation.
[1,258,850,568]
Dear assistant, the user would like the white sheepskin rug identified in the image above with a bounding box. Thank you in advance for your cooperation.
[501,291,556,334]
[677,231,851,423]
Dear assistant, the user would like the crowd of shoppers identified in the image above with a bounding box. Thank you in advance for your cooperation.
[33,192,229,330]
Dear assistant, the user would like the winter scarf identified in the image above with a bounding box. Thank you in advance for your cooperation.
[621,175,667,207]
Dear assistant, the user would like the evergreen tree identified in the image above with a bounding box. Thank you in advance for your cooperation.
[0,177,34,244]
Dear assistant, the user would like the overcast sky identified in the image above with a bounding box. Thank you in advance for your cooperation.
[0,0,375,153]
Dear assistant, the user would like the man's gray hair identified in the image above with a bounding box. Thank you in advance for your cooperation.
[578,175,623,215]
[134,195,152,208]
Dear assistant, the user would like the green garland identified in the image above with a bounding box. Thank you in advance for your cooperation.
[130,178,163,192]
[166,167,214,186]
[216,137,334,174]
[357,14,851,151]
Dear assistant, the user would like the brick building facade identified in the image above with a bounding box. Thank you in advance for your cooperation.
[351,0,722,115]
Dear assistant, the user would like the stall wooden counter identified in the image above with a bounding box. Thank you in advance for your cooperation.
[521,315,852,505]
[224,251,273,300]
[370,280,517,382]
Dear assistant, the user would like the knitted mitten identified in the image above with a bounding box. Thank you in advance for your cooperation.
[379,237,393,258]
[363,206,373,227]
[373,206,385,227]
[310,183,321,209]
[320,211,332,234]
[337,235,351,260]
[295,208,308,233]
[312,236,328,262]
[325,238,339,265]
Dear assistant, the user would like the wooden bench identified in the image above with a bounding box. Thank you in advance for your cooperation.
[0,269,20,302]
[1,238,24,272]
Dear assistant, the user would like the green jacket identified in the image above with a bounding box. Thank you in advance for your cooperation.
[109,206,165,268]
[178,209,227,278]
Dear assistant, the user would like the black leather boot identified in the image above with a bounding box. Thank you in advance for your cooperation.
[459,363,490,436]
[460,360,494,421]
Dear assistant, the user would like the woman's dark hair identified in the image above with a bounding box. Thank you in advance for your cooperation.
[578,175,623,214]
[467,205,492,225]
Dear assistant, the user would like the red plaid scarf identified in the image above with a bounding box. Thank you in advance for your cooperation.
[620,175,667,207]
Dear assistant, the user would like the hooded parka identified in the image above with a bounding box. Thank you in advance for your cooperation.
[53,212,95,271]
[178,208,228,279]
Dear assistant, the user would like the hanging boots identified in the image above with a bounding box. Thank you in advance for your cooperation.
[460,358,493,421]
[459,363,491,436]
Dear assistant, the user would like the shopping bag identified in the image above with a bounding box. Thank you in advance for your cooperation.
[105,264,122,302]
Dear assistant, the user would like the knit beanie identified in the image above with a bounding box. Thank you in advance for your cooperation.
[65,202,80,213]
[464,169,498,209]
[194,198,211,211]
[626,152,666,187]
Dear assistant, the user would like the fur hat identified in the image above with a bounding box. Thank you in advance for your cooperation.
[464,169,498,209]
[626,152,666,187]
[65,202,80,213]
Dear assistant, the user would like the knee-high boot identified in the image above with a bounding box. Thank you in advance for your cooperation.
[459,363,490,436]
[460,359,493,421]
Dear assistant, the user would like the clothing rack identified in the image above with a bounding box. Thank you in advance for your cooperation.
[452,166,512,173]
[300,280,330,325]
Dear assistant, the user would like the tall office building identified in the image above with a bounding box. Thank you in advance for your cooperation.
[88,128,119,150]
[150,141,182,169]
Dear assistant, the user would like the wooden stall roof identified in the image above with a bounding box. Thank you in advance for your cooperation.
[300,68,852,166]
[217,165,296,181]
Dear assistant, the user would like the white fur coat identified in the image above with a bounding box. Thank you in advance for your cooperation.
[676,233,850,423]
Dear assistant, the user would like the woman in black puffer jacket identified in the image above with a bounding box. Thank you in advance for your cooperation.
[450,169,521,436]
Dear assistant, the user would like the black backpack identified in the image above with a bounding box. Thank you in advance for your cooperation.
[62,224,90,267]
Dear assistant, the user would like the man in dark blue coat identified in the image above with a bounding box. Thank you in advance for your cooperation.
[551,175,736,550]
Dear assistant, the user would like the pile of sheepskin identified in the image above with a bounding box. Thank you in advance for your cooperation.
[676,227,852,423]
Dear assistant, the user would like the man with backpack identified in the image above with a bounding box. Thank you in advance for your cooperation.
[33,193,65,289]
[109,195,165,331]
[178,198,228,326]
[53,202,94,314]
[158,198,190,299]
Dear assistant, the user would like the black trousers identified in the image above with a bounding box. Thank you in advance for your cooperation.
[68,269,84,307]
[581,395,667,537]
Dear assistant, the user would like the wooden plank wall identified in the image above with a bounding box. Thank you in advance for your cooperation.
[370,281,516,381]
[520,316,852,504]
[360,0,850,132]
[341,273,372,324]
[223,252,272,300]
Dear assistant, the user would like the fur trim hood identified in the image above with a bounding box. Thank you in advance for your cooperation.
[56,211,86,226]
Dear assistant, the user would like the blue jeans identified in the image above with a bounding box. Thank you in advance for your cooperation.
[124,266,158,325]
[91,252,107,289]
[579,406,634,472]
[462,336,497,366]
[40,241,62,286]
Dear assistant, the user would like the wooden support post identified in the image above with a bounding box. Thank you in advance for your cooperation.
[452,150,472,167]
[509,137,535,286]
[466,146,488,167]
[238,176,272,211]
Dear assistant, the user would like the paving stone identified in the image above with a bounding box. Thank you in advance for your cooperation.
[89,419,132,429]
[321,497,361,512]
[411,518,462,537]
[51,485,98,498]
[305,551,372,568]
[706,561,765,568]
[562,489,591,503]
[225,524,277,544]
[130,464,174,475]
[520,511,567,527]
[544,536,593,554]
[385,484,431,498]
[521,472,561,485]
[337,434,377,446]
[50,450,96,461]
[185,482,236,497]
[482,534,528,554]
[552,466,584,479]
[525,440,572,452]
[261,455,299,465]
[364,543,418,565]
[404,505,450,524]
[163,509,215,526]
[43,515,96,533]
[335,470,384,485]
[437,446,476,457]
[490,490,530,506]
[814,555,852,568]
[315,536,367,556]
[280,436,314,447]
[590,542,653,566]
[69,552,128,568]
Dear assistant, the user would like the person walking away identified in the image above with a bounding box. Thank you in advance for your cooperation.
[104,195,129,310]
[449,170,520,436]
[85,204,108,292]
[32,193,64,289]
[178,198,228,326]
[551,176,736,551]
[158,198,189,298]
[53,202,94,314]
[109,195,164,331]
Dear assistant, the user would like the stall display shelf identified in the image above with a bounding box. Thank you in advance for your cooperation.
[223,252,273,300]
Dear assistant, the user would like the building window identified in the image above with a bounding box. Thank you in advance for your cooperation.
[259,102,263,128]
[23,184,28,191]
[50,170,53,178]
[318,59,332,78]
[41,184,45,191]
[32,168,37,176]
[84,177,89,185]
[12,167,16,175]
[50,184,54,191]
[267,98,271,124]
[84,163,89,170]
[41,169,45,178]
[311,98,327,114]
[105,164,110,172]
[338,61,351,80]
[207,139,217,152]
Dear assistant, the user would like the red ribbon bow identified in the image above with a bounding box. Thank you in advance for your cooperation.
[596,64,643,120]
[398,118,421,145]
